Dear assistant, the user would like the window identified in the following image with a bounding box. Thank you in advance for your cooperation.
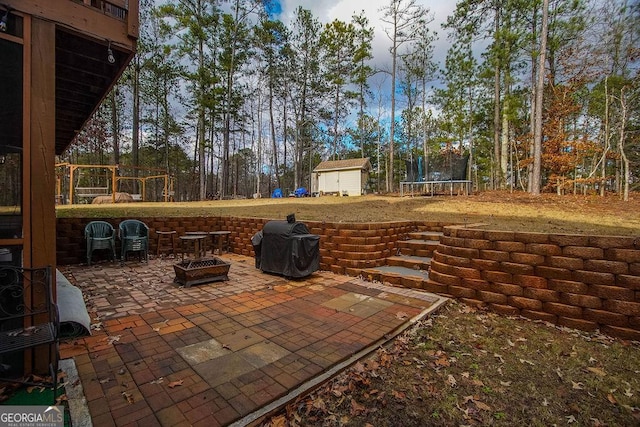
[0,36,23,265]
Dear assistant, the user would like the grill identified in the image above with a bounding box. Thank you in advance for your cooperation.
[252,219,320,278]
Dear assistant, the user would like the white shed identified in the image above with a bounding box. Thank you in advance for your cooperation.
[312,158,372,196]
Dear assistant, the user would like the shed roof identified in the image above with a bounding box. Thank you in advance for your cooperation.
[314,158,371,172]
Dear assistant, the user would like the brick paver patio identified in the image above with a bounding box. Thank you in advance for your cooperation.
[58,254,446,426]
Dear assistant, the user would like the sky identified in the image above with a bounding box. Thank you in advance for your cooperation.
[264,0,459,125]
[270,0,458,75]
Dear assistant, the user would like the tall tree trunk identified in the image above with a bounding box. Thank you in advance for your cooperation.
[493,6,502,190]
[110,89,120,166]
[269,82,280,188]
[528,6,537,193]
[618,87,629,201]
[198,36,206,201]
[601,76,610,196]
[256,91,262,197]
[132,58,140,188]
[532,0,549,195]
[333,88,340,160]
[389,40,397,193]
[501,100,509,187]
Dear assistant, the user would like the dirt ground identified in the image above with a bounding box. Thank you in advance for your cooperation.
[58,191,640,236]
[261,302,640,427]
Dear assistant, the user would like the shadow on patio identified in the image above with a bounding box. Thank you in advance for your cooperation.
[58,254,447,426]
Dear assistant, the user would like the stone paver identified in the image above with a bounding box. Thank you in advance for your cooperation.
[59,254,446,426]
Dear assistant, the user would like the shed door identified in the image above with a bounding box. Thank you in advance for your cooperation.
[319,171,340,193]
[338,170,360,196]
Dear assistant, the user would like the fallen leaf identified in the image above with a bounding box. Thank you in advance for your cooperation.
[122,391,134,404]
[494,353,504,363]
[471,379,485,387]
[312,397,326,412]
[519,359,534,366]
[587,367,606,377]
[350,399,366,416]
[542,398,549,407]
[106,335,121,345]
[447,374,457,387]
[150,377,164,385]
[168,380,183,388]
[396,312,409,320]
[392,390,406,400]
[624,389,633,398]
[572,381,584,390]
[270,415,287,427]
[461,372,470,379]
[474,400,491,411]
[566,415,577,423]
[500,381,512,387]
[607,394,617,405]
[435,356,450,367]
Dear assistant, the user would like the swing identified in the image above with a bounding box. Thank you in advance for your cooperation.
[75,168,109,200]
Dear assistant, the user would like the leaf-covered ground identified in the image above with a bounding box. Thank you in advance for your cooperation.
[262,301,640,427]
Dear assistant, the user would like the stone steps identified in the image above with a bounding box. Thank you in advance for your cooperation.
[360,231,443,292]
[385,254,432,271]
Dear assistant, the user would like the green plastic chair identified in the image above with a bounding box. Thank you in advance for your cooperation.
[119,219,149,263]
[84,221,116,265]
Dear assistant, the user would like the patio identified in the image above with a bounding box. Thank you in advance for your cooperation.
[57,253,447,426]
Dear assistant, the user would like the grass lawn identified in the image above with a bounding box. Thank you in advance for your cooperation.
[57,191,640,236]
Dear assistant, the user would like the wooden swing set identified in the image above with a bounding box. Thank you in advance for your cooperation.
[55,163,175,204]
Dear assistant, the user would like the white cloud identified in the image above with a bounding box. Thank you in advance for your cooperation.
[277,0,457,82]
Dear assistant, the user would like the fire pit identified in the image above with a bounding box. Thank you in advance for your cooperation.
[173,257,231,287]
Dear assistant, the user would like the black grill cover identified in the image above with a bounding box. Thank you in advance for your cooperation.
[252,220,320,278]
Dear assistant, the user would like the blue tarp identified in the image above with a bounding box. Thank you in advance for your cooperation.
[272,188,283,198]
[294,187,308,197]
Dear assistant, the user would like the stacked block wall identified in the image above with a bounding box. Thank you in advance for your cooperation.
[428,226,640,340]
[57,218,640,338]
[56,217,447,272]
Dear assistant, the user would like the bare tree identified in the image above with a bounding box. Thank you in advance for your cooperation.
[380,0,428,192]
[532,0,549,195]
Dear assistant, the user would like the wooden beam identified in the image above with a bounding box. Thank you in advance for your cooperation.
[4,0,137,49]
[28,16,57,375]
[127,0,139,39]
[30,18,56,269]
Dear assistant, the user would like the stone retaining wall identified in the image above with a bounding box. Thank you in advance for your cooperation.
[56,217,640,339]
[429,225,640,340]
[56,217,446,273]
